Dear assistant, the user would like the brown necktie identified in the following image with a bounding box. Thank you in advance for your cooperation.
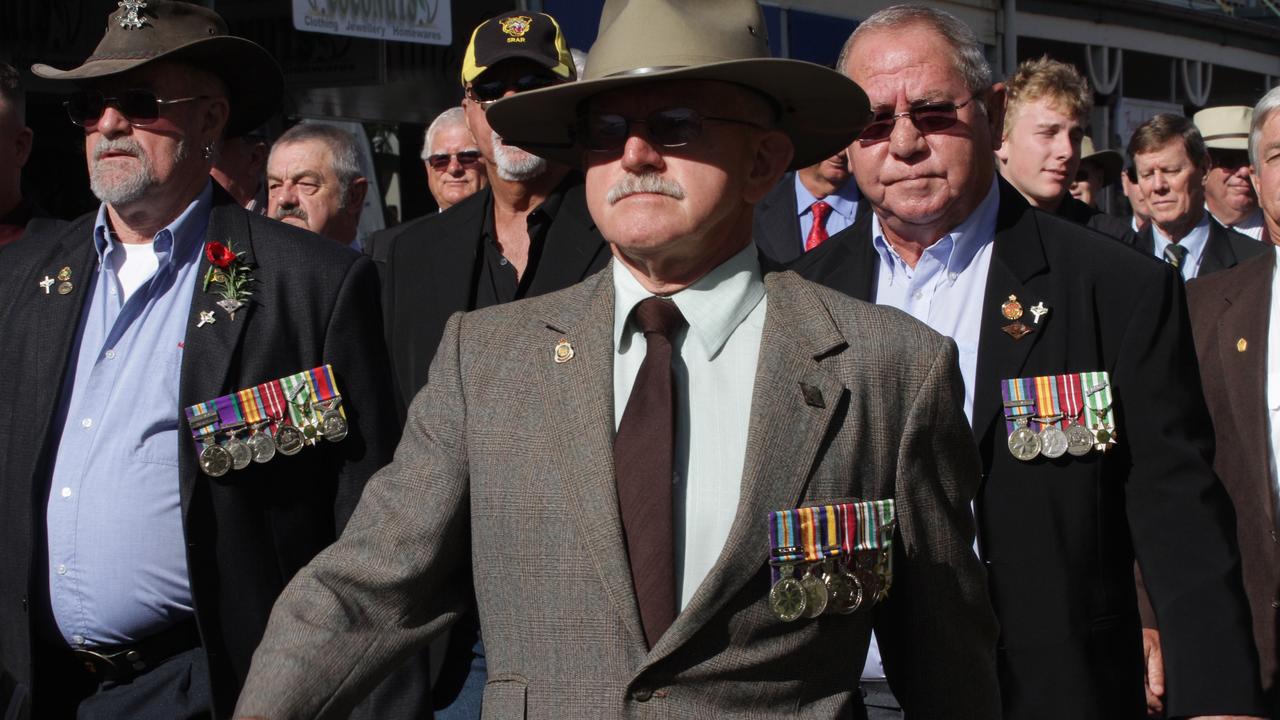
[615,297,686,648]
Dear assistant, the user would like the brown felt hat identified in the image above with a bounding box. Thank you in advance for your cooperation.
[484,0,870,170]
[32,0,282,138]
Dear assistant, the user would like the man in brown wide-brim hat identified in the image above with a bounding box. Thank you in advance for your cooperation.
[235,0,1001,718]
[0,2,423,719]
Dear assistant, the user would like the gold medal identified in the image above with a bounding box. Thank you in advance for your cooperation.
[1001,294,1023,320]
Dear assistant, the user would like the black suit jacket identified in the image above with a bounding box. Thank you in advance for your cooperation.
[752,171,865,264]
[1130,216,1266,277]
[372,179,610,413]
[790,180,1264,719]
[0,189,405,718]
[1055,196,1140,246]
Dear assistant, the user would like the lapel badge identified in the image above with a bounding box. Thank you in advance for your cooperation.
[117,0,148,29]
[39,275,55,294]
[57,266,72,281]
[1002,322,1033,340]
[799,382,825,409]
[197,310,216,328]
[55,266,74,294]
[554,338,574,364]
[1237,338,1247,352]
[1001,294,1023,321]
[1029,301,1049,325]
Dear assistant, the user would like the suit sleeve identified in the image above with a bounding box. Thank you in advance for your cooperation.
[1118,263,1265,715]
[236,312,473,720]
[876,337,1002,719]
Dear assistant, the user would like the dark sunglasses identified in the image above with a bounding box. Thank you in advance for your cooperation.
[1075,169,1089,182]
[426,150,482,171]
[466,74,560,107]
[65,89,207,128]
[582,107,764,153]
[857,96,977,144]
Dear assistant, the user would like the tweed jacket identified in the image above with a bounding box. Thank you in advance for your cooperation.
[235,264,1001,719]
[1186,250,1280,705]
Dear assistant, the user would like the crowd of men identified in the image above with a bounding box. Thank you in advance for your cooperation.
[0,0,1277,718]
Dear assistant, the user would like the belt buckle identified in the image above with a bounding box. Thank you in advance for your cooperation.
[72,647,144,681]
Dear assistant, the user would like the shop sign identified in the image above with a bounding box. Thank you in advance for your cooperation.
[292,0,451,46]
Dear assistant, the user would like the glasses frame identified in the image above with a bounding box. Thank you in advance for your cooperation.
[857,95,978,145]
[426,150,483,171]
[465,74,561,109]
[581,108,767,154]
[65,89,209,129]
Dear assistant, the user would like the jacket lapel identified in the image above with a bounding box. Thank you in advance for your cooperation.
[792,209,876,301]
[971,183,1051,442]
[1200,220,1236,276]
[1216,250,1275,525]
[30,217,99,467]
[1135,226,1156,256]
[177,196,256,515]
[645,271,848,667]
[536,269,651,661]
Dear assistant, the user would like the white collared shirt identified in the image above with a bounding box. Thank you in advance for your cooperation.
[1151,212,1211,280]
[612,244,768,610]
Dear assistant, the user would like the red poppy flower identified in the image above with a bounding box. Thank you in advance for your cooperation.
[205,241,236,268]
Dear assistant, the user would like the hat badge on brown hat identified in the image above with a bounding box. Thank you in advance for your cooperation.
[31,0,283,138]
[484,0,871,170]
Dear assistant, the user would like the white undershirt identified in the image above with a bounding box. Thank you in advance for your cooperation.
[113,241,160,302]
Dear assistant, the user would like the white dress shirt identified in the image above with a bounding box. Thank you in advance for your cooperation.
[1210,205,1266,242]
[612,244,767,610]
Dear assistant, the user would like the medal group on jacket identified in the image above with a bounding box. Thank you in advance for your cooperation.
[186,364,349,477]
[1002,371,1117,461]
[766,500,896,622]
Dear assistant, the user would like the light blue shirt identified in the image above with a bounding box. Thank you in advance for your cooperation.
[872,178,999,423]
[795,172,861,252]
[47,183,212,647]
[1151,211,1211,280]
[861,178,998,680]
[613,245,767,610]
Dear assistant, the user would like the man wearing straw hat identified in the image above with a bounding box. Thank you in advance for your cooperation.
[236,0,1001,717]
[1197,105,1268,242]
[0,2,411,718]
[1070,137,1124,211]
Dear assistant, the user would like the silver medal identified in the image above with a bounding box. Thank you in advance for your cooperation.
[1038,425,1069,459]
[1008,425,1042,461]
[199,441,232,477]
[1065,425,1094,456]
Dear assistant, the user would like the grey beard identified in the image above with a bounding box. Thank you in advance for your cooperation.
[491,131,547,181]
[89,136,187,206]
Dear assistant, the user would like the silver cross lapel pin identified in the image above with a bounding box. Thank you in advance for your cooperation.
[197,310,216,328]
[39,276,55,294]
[1029,301,1049,325]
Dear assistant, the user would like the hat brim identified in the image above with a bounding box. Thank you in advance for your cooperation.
[485,58,870,170]
[1081,149,1123,186]
[33,36,283,139]
[1205,137,1249,151]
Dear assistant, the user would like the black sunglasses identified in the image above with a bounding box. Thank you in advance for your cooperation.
[466,74,560,107]
[426,150,483,171]
[857,97,977,144]
[65,89,207,128]
[582,107,764,153]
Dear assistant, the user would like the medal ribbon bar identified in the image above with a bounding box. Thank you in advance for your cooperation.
[184,364,345,457]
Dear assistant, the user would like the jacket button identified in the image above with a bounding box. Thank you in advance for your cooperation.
[20,596,28,613]
[1272,599,1279,610]
[632,687,653,702]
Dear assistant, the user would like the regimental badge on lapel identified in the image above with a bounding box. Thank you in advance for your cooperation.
[766,500,895,622]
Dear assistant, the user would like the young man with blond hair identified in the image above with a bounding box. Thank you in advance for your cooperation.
[996,56,1134,242]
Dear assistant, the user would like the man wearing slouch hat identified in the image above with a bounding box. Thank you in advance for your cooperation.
[0,2,417,718]
[236,0,1000,718]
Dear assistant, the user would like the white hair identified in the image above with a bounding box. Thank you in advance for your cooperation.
[422,106,469,160]
[1250,85,1280,169]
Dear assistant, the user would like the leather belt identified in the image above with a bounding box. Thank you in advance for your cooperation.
[70,620,200,683]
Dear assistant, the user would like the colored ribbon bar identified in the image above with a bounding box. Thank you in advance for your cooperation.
[184,364,344,454]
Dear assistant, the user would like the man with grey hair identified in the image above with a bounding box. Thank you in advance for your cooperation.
[421,107,487,212]
[0,61,37,247]
[1185,86,1280,718]
[794,5,1265,719]
[266,122,368,248]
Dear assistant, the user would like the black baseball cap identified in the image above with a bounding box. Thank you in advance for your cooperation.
[460,11,575,87]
